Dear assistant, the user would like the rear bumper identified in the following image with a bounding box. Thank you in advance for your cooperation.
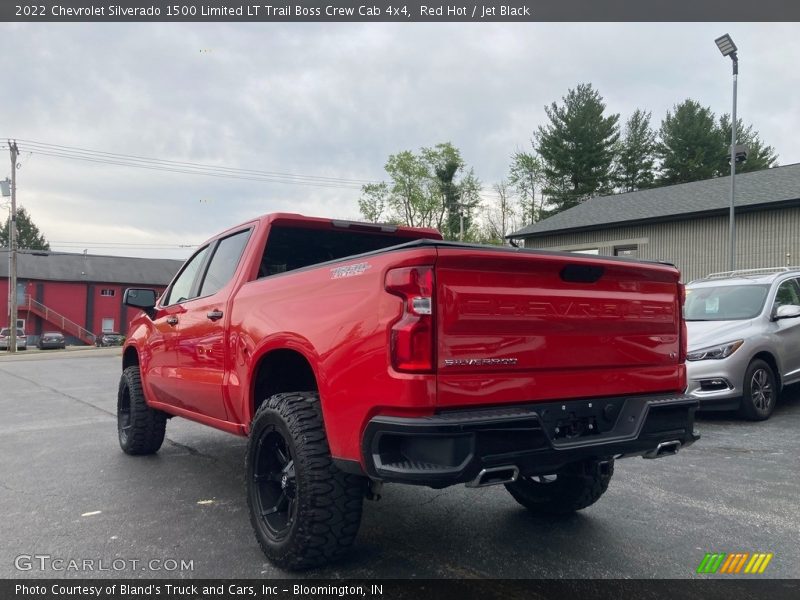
[38,341,64,349]
[360,393,699,487]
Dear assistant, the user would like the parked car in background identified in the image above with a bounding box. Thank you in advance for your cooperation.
[97,332,125,347]
[684,267,800,420]
[38,331,66,350]
[0,328,27,351]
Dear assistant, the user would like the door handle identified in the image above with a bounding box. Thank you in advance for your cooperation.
[166,316,178,326]
[207,310,224,321]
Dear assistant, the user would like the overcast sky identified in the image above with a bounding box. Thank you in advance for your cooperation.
[3,22,800,259]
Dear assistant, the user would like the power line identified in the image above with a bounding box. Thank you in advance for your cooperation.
[2,138,509,199]
[18,139,376,184]
[3,139,375,190]
[16,148,366,190]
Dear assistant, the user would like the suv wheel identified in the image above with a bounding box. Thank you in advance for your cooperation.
[505,458,614,515]
[739,359,777,421]
[246,392,366,570]
[117,366,167,454]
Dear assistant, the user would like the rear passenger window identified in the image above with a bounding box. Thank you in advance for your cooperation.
[199,229,252,297]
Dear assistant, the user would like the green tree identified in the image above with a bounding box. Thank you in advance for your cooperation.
[359,143,481,240]
[656,100,724,185]
[422,143,465,238]
[455,168,482,241]
[0,207,50,250]
[482,179,516,244]
[508,150,545,225]
[615,109,656,192]
[535,83,620,213]
[383,150,438,228]
[716,114,778,174]
[357,182,389,223]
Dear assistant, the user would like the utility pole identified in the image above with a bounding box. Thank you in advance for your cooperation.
[8,141,18,353]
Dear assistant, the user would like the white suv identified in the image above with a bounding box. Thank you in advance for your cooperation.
[0,328,27,351]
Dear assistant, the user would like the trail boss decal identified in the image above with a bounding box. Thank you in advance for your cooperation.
[330,262,372,279]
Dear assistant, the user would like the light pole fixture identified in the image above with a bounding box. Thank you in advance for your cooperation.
[715,33,739,271]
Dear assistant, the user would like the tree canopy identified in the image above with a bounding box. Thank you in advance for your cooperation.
[0,207,50,251]
[615,109,657,192]
[535,83,620,212]
[360,85,781,247]
[656,100,726,185]
[716,114,778,174]
[508,150,545,225]
[358,143,481,240]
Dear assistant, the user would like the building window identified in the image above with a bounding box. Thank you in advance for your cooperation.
[572,248,600,255]
[614,245,638,257]
[101,318,115,333]
[100,289,116,297]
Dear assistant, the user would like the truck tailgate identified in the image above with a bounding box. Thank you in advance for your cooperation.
[436,248,685,408]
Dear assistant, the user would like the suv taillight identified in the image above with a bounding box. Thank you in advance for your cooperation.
[385,265,435,373]
[678,282,687,363]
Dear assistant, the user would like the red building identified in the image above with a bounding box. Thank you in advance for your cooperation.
[1,249,183,345]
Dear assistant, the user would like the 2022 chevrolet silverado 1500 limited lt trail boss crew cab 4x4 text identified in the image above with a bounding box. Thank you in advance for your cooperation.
[117,213,698,569]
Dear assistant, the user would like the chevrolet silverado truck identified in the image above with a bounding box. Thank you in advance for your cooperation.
[118,213,699,569]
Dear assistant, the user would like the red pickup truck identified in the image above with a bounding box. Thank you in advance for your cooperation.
[118,213,698,569]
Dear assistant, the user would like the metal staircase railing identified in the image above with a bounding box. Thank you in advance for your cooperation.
[21,295,96,345]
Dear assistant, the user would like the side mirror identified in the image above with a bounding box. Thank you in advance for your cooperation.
[774,304,800,320]
[124,288,158,319]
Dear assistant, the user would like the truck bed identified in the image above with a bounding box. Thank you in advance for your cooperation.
[228,233,687,463]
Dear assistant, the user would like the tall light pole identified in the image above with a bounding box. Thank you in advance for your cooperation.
[7,141,18,353]
[715,34,739,272]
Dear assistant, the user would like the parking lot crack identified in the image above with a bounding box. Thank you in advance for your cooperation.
[1,366,219,463]
[0,479,63,501]
[391,489,454,509]
[165,439,218,462]
[0,367,115,417]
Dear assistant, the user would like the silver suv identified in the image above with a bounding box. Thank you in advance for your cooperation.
[0,328,27,351]
[684,267,800,420]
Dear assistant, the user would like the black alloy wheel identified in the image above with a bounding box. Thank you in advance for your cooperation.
[251,427,297,540]
[245,392,366,570]
[116,365,167,454]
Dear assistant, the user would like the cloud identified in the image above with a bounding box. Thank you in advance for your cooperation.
[4,22,799,258]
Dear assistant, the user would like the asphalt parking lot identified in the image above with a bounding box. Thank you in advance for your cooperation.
[0,350,798,579]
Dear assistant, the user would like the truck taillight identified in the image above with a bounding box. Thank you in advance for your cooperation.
[385,266,435,373]
[678,282,687,362]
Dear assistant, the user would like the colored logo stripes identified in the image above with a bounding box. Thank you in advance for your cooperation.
[697,552,773,574]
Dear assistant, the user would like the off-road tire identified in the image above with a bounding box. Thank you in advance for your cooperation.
[738,359,777,421]
[117,365,167,455]
[246,392,366,570]
[505,458,614,515]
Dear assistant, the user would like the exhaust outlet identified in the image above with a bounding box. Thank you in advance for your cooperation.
[643,440,682,459]
[466,466,519,488]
